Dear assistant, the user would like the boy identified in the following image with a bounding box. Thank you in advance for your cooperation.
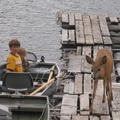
[6,39,22,72]
[18,48,31,72]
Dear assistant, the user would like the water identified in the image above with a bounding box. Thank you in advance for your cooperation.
[0,0,120,67]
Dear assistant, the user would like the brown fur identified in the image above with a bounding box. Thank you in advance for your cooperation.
[86,48,113,113]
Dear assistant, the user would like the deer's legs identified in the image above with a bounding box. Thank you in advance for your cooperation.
[90,79,98,113]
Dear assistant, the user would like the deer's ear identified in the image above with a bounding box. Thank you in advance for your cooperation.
[86,55,94,65]
[101,56,107,65]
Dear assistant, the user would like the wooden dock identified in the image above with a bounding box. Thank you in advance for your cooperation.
[53,13,120,120]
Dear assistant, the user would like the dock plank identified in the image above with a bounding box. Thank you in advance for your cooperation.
[92,80,109,115]
[74,74,83,94]
[68,54,82,73]
[102,36,113,45]
[109,16,119,25]
[62,29,68,44]
[75,20,85,44]
[85,35,94,45]
[61,94,78,116]
[112,83,120,120]
[75,13,82,21]
[72,115,88,120]
[81,46,92,73]
[99,15,110,36]
[91,17,103,44]
[90,116,99,120]
[68,30,75,44]
[80,94,90,115]
[69,79,75,94]
[84,74,92,94]
[69,13,75,27]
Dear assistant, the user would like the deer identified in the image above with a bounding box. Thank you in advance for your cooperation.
[86,48,113,113]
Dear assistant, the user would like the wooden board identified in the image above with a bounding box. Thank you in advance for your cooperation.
[75,20,85,44]
[80,94,90,115]
[76,46,82,55]
[69,13,75,27]
[68,30,75,44]
[112,83,120,120]
[90,116,99,120]
[109,16,119,25]
[62,29,68,44]
[72,115,88,120]
[81,46,92,73]
[74,74,83,94]
[61,94,78,116]
[92,80,109,115]
[85,35,94,45]
[91,17,103,44]
[75,13,82,21]
[69,79,75,94]
[84,74,92,94]
[68,55,82,73]
[102,36,113,45]
[99,15,110,36]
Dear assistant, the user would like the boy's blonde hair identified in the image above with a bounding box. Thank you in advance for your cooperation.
[18,48,27,56]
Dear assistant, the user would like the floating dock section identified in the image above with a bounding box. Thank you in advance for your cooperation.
[58,13,120,120]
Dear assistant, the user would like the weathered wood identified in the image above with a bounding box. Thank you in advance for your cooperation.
[101,116,111,120]
[72,115,88,120]
[80,94,90,115]
[68,55,82,73]
[90,116,99,120]
[91,18,103,44]
[76,46,82,55]
[61,116,71,120]
[81,46,92,73]
[69,13,75,27]
[64,80,69,93]
[84,74,92,94]
[74,74,83,94]
[62,13,69,28]
[75,13,82,21]
[69,79,75,94]
[99,15,110,36]
[90,14,98,19]
[109,16,119,25]
[62,29,68,44]
[110,31,120,37]
[102,36,113,45]
[61,94,78,116]
[75,20,85,44]
[93,46,103,60]
[85,35,94,45]
[117,68,120,76]
[62,13,69,23]
[84,25,92,35]
[83,14,91,26]
[108,25,120,32]
[92,80,109,115]
[112,83,120,120]
[68,30,75,44]
[111,37,120,44]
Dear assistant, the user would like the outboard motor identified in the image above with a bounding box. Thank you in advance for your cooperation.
[41,56,45,62]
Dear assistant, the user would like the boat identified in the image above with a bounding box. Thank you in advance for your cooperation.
[0,51,61,95]
[0,52,62,120]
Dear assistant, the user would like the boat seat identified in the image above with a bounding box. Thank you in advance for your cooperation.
[25,52,38,67]
[2,72,34,94]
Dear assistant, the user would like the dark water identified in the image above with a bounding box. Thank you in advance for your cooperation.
[0,0,120,67]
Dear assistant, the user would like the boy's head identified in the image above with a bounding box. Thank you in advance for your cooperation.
[9,39,20,48]
[18,48,27,60]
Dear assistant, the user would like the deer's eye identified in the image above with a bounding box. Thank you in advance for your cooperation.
[98,68,101,71]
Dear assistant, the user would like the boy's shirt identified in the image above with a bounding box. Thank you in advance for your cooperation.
[6,53,23,72]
